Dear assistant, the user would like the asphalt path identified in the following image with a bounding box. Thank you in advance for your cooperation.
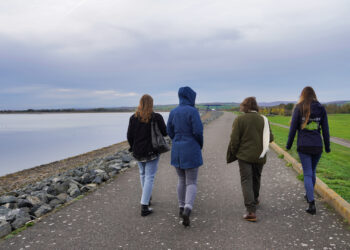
[1,112,350,250]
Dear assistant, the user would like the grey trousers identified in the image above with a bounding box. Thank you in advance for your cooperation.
[238,160,264,213]
[175,167,199,210]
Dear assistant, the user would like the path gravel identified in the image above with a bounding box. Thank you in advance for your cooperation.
[1,112,349,250]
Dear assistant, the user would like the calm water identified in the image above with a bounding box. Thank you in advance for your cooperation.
[0,112,169,176]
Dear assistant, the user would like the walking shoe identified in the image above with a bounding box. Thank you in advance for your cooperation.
[243,212,257,222]
[141,205,153,217]
[179,207,184,218]
[306,200,316,215]
[182,208,191,227]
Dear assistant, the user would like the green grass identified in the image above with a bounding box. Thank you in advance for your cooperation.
[271,124,350,203]
[268,114,350,141]
[3,222,34,240]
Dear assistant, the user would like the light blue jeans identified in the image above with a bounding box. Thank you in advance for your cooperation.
[298,152,322,202]
[138,157,159,205]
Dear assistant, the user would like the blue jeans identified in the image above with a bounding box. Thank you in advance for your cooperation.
[298,152,322,202]
[138,157,159,205]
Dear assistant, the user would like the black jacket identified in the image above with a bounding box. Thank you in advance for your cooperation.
[286,101,330,154]
[127,112,167,161]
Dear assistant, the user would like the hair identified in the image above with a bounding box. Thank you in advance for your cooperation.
[135,94,154,123]
[297,86,318,129]
[240,97,259,113]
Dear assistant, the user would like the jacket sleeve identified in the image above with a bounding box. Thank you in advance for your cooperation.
[321,108,331,153]
[166,111,175,139]
[286,107,300,149]
[156,114,167,136]
[191,110,204,149]
[269,122,274,143]
[227,118,240,163]
[127,116,134,152]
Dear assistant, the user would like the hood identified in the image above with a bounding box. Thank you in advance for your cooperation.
[178,86,196,106]
[310,101,324,116]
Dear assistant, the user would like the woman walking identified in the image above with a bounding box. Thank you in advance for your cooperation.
[127,94,167,216]
[286,86,330,215]
[227,97,274,222]
[167,86,203,227]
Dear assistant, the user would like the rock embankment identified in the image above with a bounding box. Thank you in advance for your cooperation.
[0,149,140,237]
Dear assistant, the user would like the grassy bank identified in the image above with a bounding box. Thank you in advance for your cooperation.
[271,124,350,203]
[268,114,350,141]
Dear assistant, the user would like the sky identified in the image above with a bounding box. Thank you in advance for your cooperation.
[0,0,349,109]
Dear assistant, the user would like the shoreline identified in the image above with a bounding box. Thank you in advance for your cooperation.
[0,141,129,196]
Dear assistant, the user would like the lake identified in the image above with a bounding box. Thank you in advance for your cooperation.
[0,112,169,176]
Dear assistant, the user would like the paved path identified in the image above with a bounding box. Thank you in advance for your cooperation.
[1,113,350,250]
[270,122,350,149]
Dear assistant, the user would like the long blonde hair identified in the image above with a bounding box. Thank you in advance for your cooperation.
[135,94,153,123]
[297,86,318,129]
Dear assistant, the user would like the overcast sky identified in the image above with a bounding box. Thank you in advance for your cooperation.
[0,0,349,109]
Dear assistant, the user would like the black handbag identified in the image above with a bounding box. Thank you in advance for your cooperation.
[151,115,170,154]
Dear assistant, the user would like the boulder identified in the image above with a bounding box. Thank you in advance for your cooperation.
[34,204,52,218]
[92,176,102,185]
[67,183,81,198]
[26,195,42,206]
[18,199,33,208]
[81,173,93,184]
[0,206,10,217]
[11,216,31,230]
[121,154,132,163]
[49,199,63,208]
[0,196,17,205]
[3,203,17,209]
[56,193,68,203]
[0,221,11,238]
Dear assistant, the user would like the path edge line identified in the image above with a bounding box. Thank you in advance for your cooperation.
[270,141,350,224]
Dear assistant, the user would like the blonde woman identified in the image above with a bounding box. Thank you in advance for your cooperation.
[127,94,167,216]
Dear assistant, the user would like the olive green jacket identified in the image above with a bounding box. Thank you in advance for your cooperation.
[226,112,274,165]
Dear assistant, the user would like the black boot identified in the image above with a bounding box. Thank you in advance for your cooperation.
[141,205,153,217]
[182,207,191,227]
[306,200,316,215]
[179,207,184,218]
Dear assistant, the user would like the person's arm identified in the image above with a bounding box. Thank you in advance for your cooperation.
[127,116,134,151]
[227,118,240,163]
[166,111,175,139]
[191,110,204,149]
[321,108,331,153]
[269,122,274,143]
[286,106,300,150]
[156,114,167,136]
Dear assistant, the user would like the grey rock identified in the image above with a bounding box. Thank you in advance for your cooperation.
[0,196,17,205]
[56,193,69,202]
[26,195,42,206]
[105,155,118,162]
[0,221,11,238]
[18,199,33,208]
[0,206,10,216]
[68,183,81,198]
[34,204,52,218]
[81,173,93,184]
[92,176,103,185]
[31,192,48,204]
[49,199,63,208]
[11,216,31,230]
[3,203,17,209]
[122,154,132,163]
[5,209,30,223]
[81,184,97,193]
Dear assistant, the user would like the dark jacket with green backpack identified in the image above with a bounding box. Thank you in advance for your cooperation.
[227,112,274,165]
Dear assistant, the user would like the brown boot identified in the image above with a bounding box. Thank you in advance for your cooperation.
[243,212,257,222]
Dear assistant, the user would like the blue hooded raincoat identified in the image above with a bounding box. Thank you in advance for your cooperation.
[167,87,203,169]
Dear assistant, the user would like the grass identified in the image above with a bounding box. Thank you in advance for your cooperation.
[3,222,34,240]
[268,114,350,141]
[271,124,350,203]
